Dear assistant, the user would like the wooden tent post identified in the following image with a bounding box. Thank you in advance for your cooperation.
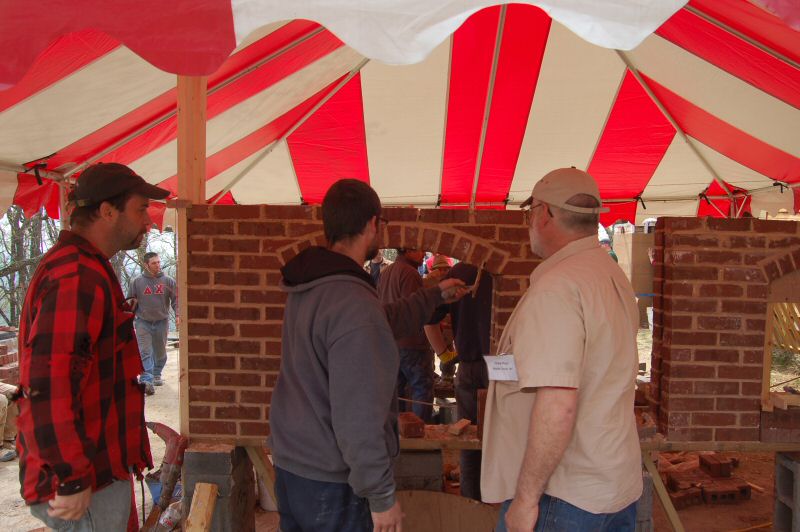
[176,75,207,436]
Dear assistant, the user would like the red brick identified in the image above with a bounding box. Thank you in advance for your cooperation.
[668,331,718,347]
[764,261,781,282]
[214,339,261,355]
[264,307,284,320]
[698,284,744,298]
[778,253,796,276]
[718,333,764,347]
[212,238,260,253]
[188,237,210,252]
[468,243,492,266]
[384,207,419,222]
[660,283,691,298]
[767,236,800,249]
[240,323,282,338]
[664,297,718,313]
[264,341,282,356]
[421,228,439,251]
[189,405,211,419]
[398,412,425,438]
[240,290,286,304]
[721,300,766,315]
[721,267,766,283]
[188,372,210,386]
[664,218,704,231]
[669,487,704,510]
[239,254,282,270]
[694,381,739,395]
[190,254,235,269]
[501,260,537,276]
[215,373,262,387]
[209,204,261,219]
[668,348,693,362]
[663,380,693,395]
[263,205,314,220]
[668,363,717,379]
[487,251,511,274]
[739,413,760,427]
[726,236,767,248]
[188,221,235,235]
[666,266,719,281]
[696,251,742,265]
[743,350,763,364]
[693,349,740,363]
[189,355,236,370]
[752,219,797,233]
[241,390,271,403]
[240,422,270,436]
[715,428,759,441]
[188,323,234,337]
[664,315,692,329]
[698,316,741,330]
[214,307,261,321]
[238,221,286,236]
[716,397,760,411]
[668,427,714,441]
[692,412,737,426]
[707,218,752,232]
[668,234,719,247]
[743,252,770,265]
[746,284,768,299]
[665,250,695,265]
[741,382,763,396]
[215,405,261,420]
[188,339,210,353]
[436,232,457,256]
[718,365,761,380]
[188,305,209,320]
[189,388,236,402]
[454,224,496,240]
[745,320,767,332]
[188,204,211,220]
[667,397,715,411]
[419,209,469,224]
[190,420,237,435]
[264,374,278,387]
[667,412,691,426]
[240,356,281,372]
[214,271,260,286]
[262,238,298,253]
[188,270,210,285]
[498,227,529,242]
[287,222,322,237]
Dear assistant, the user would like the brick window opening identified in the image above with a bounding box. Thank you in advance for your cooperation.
[762,269,800,412]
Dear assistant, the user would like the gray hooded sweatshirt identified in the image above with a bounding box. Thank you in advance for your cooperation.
[128,271,178,322]
[268,246,445,513]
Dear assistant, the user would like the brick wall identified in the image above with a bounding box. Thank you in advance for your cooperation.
[185,204,538,444]
[651,217,800,442]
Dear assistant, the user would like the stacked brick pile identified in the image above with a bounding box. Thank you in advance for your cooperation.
[185,204,537,444]
[0,339,18,385]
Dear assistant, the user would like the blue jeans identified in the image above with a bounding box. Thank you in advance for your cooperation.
[274,466,373,531]
[29,478,131,531]
[497,494,637,532]
[135,318,168,384]
[397,348,434,422]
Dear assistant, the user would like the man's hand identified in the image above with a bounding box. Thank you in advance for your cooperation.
[505,498,539,532]
[47,487,92,521]
[438,278,468,303]
[372,500,403,532]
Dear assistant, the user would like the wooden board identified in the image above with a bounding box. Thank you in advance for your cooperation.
[245,446,277,504]
[396,490,498,531]
[771,391,800,410]
[185,482,218,532]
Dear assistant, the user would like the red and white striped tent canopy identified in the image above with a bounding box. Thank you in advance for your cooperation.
[0,0,798,227]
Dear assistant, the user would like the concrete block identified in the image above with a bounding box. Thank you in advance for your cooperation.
[775,452,800,532]
[636,470,654,530]
[699,453,733,478]
[182,445,255,532]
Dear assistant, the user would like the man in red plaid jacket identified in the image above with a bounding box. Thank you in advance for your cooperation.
[16,163,168,530]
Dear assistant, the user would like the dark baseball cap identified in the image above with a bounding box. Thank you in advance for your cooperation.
[70,163,170,207]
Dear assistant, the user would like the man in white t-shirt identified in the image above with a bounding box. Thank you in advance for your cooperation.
[481,168,642,532]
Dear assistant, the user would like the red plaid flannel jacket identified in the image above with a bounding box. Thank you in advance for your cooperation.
[17,231,152,504]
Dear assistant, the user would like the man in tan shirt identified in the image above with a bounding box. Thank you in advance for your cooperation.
[481,168,642,531]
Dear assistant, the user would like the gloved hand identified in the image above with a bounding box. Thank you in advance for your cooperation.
[438,348,458,365]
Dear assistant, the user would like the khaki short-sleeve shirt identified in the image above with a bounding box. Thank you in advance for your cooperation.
[481,236,643,514]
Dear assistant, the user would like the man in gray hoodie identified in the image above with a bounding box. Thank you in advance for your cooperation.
[269,179,467,532]
[128,251,178,395]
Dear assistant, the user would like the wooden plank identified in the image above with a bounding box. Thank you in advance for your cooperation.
[771,391,800,410]
[641,440,800,452]
[400,425,481,450]
[176,75,206,436]
[185,482,218,532]
[245,446,277,505]
[643,456,685,532]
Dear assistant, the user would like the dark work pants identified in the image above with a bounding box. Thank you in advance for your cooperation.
[274,466,373,532]
[455,359,489,501]
[397,348,434,422]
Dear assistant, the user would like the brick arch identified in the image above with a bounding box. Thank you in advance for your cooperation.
[276,231,326,266]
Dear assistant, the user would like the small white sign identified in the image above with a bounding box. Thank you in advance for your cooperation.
[484,354,519,382]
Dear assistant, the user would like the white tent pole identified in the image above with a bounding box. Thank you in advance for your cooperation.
[469,4,507,210]
[0,161,64,181]
[684,5,799,70]
[436,38,454,207]
[211,57,370,203]
[616,50,736,216]
[64,26,327,179]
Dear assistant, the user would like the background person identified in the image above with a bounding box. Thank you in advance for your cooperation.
[128,251,178,395]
